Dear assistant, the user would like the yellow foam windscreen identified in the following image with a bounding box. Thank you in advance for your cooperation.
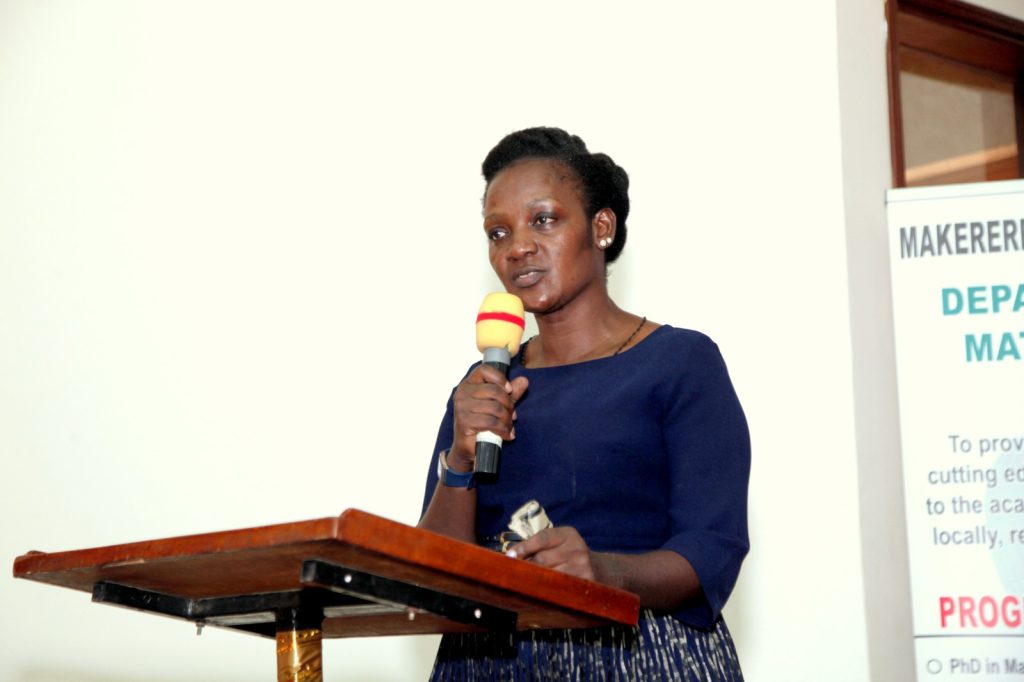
[475,292,525,355]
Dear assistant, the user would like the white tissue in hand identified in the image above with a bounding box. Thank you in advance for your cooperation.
[508,500,552,539]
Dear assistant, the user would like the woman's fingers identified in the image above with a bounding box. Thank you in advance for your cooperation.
[510,376,529,402]
[451,366,527,457]
[507,527,595,581]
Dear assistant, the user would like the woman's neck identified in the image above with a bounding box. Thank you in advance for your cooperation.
[527,294,638,368]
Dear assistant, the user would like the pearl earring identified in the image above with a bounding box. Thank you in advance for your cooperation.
[599,238,611,248]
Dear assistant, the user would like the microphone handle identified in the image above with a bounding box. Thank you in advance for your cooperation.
[475,347,512,476]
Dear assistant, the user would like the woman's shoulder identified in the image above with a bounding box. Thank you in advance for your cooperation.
[635,324,721,357]
[625,325,733,383]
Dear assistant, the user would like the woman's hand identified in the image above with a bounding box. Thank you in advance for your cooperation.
[508,529,704,610]
[418,365,527,543]
[507,527,597,582]
[449,364,528,471]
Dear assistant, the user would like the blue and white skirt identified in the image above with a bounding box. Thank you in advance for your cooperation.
[429,610,744,681]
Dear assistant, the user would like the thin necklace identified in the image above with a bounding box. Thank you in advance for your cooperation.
[614,316,647,355]
[520,316,647,367]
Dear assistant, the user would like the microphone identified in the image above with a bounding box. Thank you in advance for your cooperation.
[474,292,525,477]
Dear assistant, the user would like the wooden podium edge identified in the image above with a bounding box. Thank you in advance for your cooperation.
[13,515,343,576]
[12,509,640,628]
[334,509,640,625]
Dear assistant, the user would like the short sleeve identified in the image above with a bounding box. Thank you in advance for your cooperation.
[658,334,750,628]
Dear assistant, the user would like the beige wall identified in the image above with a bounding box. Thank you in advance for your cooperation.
[967,0,1024,17]
[837,1,910,679]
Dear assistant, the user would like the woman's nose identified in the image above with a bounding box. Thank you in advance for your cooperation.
[507,228,537,258]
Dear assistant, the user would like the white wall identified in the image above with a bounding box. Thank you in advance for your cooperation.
[0,1,885,679]
[836,1,913,679]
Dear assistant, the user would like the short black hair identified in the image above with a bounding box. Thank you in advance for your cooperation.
[482,127,630,264]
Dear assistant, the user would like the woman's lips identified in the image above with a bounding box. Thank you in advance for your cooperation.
[511,268,544,287]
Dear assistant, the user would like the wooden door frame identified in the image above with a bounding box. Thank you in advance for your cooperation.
[886,0,1024,186]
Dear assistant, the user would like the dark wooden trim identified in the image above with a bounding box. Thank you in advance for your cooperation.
[1016,77,1024,177]
[900,45,1019,87]
[887,0,1024,187]
[898,0,1024,46]
[897,10,1024,75]
[887,0,907,187]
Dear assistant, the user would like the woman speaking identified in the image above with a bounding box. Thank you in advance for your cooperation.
[419,127,750,681]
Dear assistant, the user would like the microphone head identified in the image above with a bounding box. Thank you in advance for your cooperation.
[476,292,525,355]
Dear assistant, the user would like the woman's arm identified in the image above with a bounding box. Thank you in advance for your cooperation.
[417,365,528,542]
[593,550,702,611]
[508,527,702,611]
[418,466,478,544]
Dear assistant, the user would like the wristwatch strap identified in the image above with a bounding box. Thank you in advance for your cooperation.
[437,449,476,489]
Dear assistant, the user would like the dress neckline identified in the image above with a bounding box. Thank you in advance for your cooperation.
[516,324,668,371]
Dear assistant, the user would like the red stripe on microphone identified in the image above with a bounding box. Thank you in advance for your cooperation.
[476,311,526,328]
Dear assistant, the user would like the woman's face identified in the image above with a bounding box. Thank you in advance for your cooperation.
[483,158,608,314]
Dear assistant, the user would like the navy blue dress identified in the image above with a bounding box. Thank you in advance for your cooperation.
[421,326,750,680]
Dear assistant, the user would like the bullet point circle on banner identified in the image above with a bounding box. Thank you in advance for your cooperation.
[926,659,942,674]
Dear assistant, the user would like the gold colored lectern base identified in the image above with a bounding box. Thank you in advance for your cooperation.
[276,626,323,682]
[276,606,324,682]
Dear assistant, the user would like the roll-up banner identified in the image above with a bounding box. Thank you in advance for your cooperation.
[887,180,1024,681]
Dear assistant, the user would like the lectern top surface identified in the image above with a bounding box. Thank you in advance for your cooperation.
[13,509,640,638]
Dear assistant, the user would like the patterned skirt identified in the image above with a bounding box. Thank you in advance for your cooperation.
[429,610,744,681]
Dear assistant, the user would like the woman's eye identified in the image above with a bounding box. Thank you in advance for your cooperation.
[487,227,508,241]
[533,214,555,226]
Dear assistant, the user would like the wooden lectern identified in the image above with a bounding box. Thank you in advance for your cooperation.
[13,508,640,681]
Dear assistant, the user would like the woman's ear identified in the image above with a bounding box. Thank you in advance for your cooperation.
[592,208,617,250]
